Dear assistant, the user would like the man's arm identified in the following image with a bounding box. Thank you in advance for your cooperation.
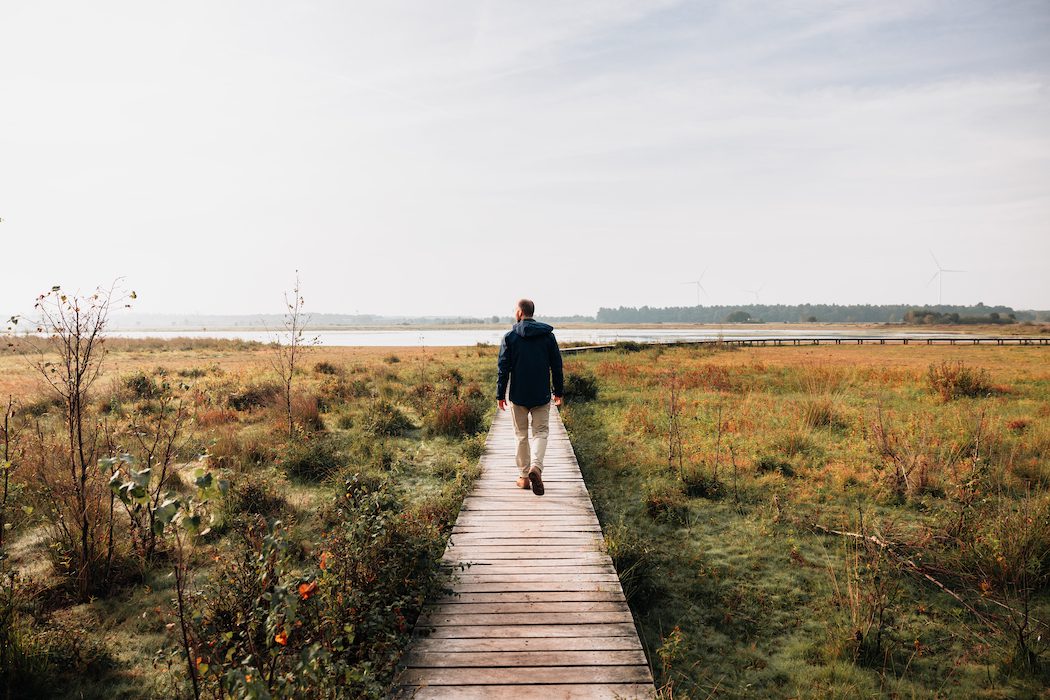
[496,333,511,404]
[548,333,564,402]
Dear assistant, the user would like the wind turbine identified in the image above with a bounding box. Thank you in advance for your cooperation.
[743,282,765,305]
[682,267,710,306]
[927,251,964,306]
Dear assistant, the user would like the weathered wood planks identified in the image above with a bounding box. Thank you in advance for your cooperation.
[394,405,654,699]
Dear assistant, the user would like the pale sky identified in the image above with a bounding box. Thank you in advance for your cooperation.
[1,1,1048,317]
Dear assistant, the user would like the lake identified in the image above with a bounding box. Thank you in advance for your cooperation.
[105,326,984,347]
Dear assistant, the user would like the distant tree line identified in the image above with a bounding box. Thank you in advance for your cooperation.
[596,303,1046,324]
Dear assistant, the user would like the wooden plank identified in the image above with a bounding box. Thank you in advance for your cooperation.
[400,683,655,699]
[447,583,626,594]
[434,591,628,604]
[408,636,644,653]
[402,650,649,668]
[442,566,617,575]
[416,623,640,639]
[443,558,611,569]
[398,406,653,695]
[422,601,629,615]
[448,538,603,544]
[416,611,635,626]
[397,665,653,685]
[450,574,621,584]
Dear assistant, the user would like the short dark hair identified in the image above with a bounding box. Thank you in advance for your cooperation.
[517,298,535,317]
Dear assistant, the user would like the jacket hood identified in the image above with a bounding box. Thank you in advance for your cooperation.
[512,318,554,338]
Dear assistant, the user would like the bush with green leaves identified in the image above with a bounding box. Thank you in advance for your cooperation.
[280,434,344,481]
[226,381,281,411]
[563,372,600,402]
[643,480,688,521]
[365,400,415,437]
[224,473,290,520]
[190,474,451,699]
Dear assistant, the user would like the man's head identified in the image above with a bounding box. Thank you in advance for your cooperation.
[515,298,535,322]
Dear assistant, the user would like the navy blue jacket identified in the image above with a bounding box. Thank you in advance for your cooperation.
[496,318,564,408]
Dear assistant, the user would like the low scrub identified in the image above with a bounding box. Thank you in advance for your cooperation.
[754,455,795,477]
[603,521,661,608]
[680,466,725,499]
[426,396,486,438]
[643,480,688,521]
[190,476,450,698]
[280,434,344,481]
[927,361,993,401]
[366,400,415,436]
[225,474,290,520]
[563,371,600,402]
[226,381,281,411]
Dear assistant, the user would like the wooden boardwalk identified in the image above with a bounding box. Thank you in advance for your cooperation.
[561,335,1050,354]
[395,406,655,699]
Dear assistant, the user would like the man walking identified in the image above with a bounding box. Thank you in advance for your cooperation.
[496,298,564,496]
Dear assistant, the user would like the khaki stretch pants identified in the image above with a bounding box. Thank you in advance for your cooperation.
[511,401,551,477]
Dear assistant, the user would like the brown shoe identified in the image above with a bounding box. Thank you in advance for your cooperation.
[516,475,531,490]
[527,466,544,496]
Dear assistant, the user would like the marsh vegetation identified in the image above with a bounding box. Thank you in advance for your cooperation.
[560,343,1050,697]
[0,287,494,698]
[1,292,1046,698]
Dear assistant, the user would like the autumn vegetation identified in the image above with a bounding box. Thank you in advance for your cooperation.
[559,342,1050,697]
[0,286,491,699]
[1,285,1047,698]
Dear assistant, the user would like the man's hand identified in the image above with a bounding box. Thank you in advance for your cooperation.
[553,395,563,407]
[498,399,507,411]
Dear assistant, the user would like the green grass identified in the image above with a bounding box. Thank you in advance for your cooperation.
[1,346,497,698]
[561,344,1050,698]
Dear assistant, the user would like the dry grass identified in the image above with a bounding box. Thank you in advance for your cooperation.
[561,342,1050,697]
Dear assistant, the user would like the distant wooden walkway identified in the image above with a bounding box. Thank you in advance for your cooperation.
[395,406,654,699]
[561,335,1050,354]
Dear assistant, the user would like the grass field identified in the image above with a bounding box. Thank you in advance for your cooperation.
[558,343,1050,698]
[0,340,496,698]
[1,339,1048,697]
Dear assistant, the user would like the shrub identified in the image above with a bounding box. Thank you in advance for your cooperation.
[291,392,324,430]
[122,371,161,400]
[193,476,453,697]
[17,617,117,694]
[318,376,370,407]
[280,435,343,481]
[383,354,401,364]
[680,467,725,499]
[603,521,660,608]
[462,434,487,461]
[313,360,342,375]
[927,361,993,401]
[366,400,415,437]
[196,407,238,427]
[427,396,486,437]
[755,455,795,477]
[614,340,646,353]
[208,427,275,471]
[643,480,688,521]
[227,381,280,411]
[225,475,290,519]
[441,367,464,387]
[563,372,600,402]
